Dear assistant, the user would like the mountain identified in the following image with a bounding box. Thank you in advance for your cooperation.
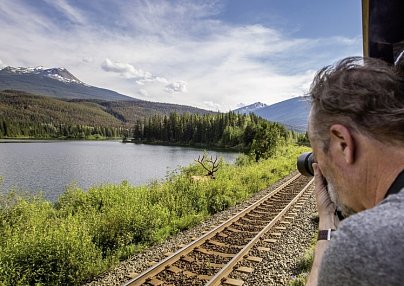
[0,90,124,127]
[235,97,310,132]
[0,89,211,125]
[235,102,267,114]
[0,66,137,101]
[0,90,212,139]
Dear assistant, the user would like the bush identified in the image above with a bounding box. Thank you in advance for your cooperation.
[0,196,105,285]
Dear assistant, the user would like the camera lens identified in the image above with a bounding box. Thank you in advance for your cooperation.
[297,152,314,177]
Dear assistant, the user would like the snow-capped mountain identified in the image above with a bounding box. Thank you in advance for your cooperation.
[1,66,84,85]
[234,102,267,114]
[234,98,310,132]
[0,65,137,101]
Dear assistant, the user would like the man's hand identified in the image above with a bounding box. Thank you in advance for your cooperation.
[305,163,340,286]
[313,163,339,229]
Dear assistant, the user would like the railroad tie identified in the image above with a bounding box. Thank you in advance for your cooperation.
[236,266,254,273]
[246,256,263,262]
[204,262,226,269]
[270,232,282,237]
[233,221,247,227]
[183,270,197,278]
[166,265,182,274]
[181,255,195,263]
[207,239,227,247]
[218,232,229,238]
[146,277,164,286]
[223,277,245,286]
[246,212,262,218]
[251,209,268,215]
[257,246,271,252]
[197,274,212,281]
[208,239,243,249]
[195,247,236,258]
[226,226,242,233]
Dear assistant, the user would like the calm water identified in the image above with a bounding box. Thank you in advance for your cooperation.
[0,140,239,201]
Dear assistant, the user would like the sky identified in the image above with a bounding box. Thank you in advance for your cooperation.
[0,0,363,111]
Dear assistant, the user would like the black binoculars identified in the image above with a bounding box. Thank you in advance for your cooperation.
[297,152,314,177]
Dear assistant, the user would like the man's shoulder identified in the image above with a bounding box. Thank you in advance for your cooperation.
[338,188,404,238]
[318,190,404,286]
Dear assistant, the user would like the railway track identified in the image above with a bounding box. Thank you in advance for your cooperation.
[123,174,313,286]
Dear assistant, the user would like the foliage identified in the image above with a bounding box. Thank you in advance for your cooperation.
[0,144,309,285]
[0,90,129,139]
[131,111,304,161]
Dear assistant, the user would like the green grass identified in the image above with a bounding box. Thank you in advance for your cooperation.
[0,144,309,286]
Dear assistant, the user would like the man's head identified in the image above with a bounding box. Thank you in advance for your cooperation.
[308,57,404,215]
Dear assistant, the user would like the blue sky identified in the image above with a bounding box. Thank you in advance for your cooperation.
[0,0,362,111]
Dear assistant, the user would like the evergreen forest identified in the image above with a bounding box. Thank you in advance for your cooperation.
[131,112,306,161]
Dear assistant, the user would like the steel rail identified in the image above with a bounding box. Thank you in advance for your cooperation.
[206,177,314,286]
[122,173,301,286]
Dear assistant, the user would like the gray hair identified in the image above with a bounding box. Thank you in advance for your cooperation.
[309,57,404,150]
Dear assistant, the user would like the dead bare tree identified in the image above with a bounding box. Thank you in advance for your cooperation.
[191,155,220,181]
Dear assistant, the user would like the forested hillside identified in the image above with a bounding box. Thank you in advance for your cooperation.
[0,90,127,139]
[71,99,212,124]
[131,112,305,160]
[0,90,210,139]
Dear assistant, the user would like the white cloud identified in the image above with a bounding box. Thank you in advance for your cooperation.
[43,0,86,25]
[0,1,362,110]
[165,81,187,94]
[203,101,222,111]
[101,58,147,78]
[102,58,187,94]
[236,103,247,108]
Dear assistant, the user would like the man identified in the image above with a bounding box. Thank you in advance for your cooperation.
[305,57,404,286]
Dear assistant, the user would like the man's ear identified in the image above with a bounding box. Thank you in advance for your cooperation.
[329,124,355,164]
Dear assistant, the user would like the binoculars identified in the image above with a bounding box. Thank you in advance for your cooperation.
[297,152,314,177]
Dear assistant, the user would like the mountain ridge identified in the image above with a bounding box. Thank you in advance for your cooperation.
[0,65,138,101]
[234,97,310,132]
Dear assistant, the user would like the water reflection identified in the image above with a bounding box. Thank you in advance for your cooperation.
[0,141,239,200]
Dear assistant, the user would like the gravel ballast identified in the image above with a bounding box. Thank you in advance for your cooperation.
[84,172,318,286]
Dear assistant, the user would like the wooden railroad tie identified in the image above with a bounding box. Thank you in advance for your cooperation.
[195,247,236,258]
[197,274,212,281]
[223,277,245,286]
[166,265,182,274]
[246,256,263,262]
[183,270,197,278]
[236,266,254,273]
[146,278,164,286]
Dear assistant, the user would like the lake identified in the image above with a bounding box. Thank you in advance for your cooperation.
[0,140,239,201]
